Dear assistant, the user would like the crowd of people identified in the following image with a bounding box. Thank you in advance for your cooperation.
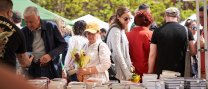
[1,0,208,87]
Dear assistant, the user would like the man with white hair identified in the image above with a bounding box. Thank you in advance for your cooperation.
[21,6,67,79]
[148,7,196,77]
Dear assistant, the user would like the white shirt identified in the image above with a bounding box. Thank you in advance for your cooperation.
[82,40,111,83]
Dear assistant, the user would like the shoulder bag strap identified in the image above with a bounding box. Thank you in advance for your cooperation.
[104,24,120,43]
[97,42,102,63]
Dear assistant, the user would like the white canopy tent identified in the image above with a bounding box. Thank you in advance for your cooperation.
[72,14,109,30]
[180,14,197,25]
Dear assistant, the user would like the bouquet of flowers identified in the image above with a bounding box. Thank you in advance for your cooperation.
[70,48,90,68]
[130,67,141,83]
[131,73,141,83]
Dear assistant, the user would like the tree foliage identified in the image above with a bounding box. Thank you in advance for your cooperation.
[31,0,196,26]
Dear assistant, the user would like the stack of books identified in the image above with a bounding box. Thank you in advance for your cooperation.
[48,78,67,89]
[185,78,206,89]
[28,78,49,89]
[162,77,185,89]
[142,74,165,89]
[67,82,86,89]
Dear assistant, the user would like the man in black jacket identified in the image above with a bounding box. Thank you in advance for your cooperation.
[22,6,67,79]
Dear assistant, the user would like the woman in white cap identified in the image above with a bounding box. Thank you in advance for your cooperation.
[76,22,111,83]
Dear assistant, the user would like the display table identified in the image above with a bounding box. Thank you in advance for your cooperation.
[27,77,206,89]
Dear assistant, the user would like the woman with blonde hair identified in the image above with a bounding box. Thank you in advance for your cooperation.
[55,17,74,72]
[55,17,73,37]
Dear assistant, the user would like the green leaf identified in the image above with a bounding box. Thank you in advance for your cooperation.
[31,0,196,26]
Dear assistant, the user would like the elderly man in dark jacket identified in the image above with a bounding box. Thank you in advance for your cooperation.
[21,6,67,79]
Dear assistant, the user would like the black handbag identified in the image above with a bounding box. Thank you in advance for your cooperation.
[108,55,116,78]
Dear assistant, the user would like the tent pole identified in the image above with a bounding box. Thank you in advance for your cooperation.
[204,0,208,82]
[196,0,201,79]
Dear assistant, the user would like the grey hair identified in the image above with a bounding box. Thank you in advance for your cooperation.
[23,6,39,16]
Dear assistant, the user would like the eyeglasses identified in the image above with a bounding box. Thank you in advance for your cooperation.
[191,26,197,30]
[122,17,132,21]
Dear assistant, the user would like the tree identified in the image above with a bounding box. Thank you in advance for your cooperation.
[31,0,195,26]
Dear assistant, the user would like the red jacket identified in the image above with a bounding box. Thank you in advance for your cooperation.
[126,26,152,75]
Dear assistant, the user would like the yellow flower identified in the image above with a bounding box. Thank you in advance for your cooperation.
[131,73,141,83]
[70,48,78,60]
[73,49,90,68]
